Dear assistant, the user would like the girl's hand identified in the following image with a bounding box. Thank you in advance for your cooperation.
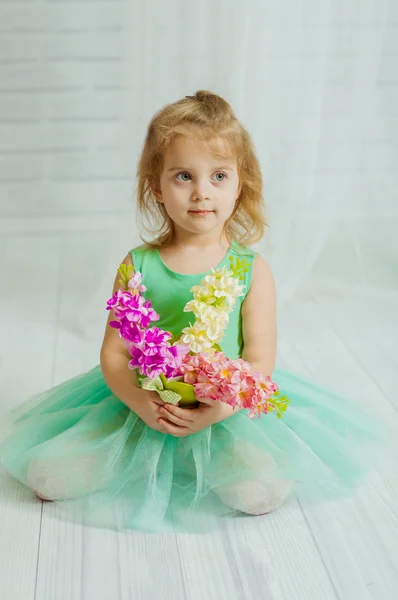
[132,390,168,432]
[158,398,240,437]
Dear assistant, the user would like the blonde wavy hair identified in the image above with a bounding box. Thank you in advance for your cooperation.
[136,90,267,247]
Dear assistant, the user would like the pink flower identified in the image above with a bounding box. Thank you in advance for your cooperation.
[127,271,147,295]
[248,398,272,419]
[177,350,281,417]
[194,380,220,401]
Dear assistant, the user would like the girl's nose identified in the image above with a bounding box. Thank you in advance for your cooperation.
[192,179,211,201]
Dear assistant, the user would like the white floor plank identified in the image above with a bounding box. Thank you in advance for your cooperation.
[223,503,340,600]
[0,234,61,600]
[117,530,187,600]
[34,503,85,600]
[0,475,42,600]
[174,528,248,600]
[278,301,398,600]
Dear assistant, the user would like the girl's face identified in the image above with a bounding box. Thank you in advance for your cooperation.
[156,135,241,241]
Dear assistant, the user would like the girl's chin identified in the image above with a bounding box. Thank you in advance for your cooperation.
[172,218,225,237]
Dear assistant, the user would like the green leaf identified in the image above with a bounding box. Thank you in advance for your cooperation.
[228,256,250,279]
[117,263,135,290]
[270,393,290,419]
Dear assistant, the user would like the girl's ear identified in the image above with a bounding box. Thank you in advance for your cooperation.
[152,185,163,203]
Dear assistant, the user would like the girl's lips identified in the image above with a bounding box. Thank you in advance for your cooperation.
[188,210,214,215]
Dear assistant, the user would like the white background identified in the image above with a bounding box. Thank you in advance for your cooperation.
[1,0,397,308]
[0,2,397,599]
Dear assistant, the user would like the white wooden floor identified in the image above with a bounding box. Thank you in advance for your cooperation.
[1,231,397,600]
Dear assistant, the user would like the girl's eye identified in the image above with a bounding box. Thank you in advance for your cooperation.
[212,172,227,182]
[176,172,192,182]
[175,172,227,183]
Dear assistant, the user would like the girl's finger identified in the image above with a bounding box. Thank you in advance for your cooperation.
[158,419,190,438]
[163,404,194,422]
[151,397,165,406]
[159,408,192,427]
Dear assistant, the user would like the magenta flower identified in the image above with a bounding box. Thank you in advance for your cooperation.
[128,348,164,378]
[107,290,159,329]
[128,346,182,379]
[126,327,186,378]
[106,290,123,311]
[139,327,171,348]
[106,278,189,379]
[109,317,147,345]
[122,296,159,329]
[118,321,143,343]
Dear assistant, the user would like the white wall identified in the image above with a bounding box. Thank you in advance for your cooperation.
[0,1,397,297]
[0,2,138,222]
[310,10,398,291]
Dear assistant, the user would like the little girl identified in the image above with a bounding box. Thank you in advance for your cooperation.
[0,91,386,533]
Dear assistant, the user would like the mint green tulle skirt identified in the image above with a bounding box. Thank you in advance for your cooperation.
[0,365,390,532]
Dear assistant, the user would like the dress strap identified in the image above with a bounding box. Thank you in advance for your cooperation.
[228,241,257,297]
[129,244,152,271]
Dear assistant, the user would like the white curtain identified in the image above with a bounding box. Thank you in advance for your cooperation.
[80,0,398,339]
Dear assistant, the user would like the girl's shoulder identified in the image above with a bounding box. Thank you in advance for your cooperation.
[129,242,158,257]
[128,243,157,270]
[129,242,154,255]
[229,240,258,259]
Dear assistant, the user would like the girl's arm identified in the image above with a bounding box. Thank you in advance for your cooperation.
[241,255,277,377]
[100,254,154,411]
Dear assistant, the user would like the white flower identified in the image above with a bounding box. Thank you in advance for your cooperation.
[180,321,214,353]
[190,283,217,305]
[185,300,228,323]
[205,320,225,343]
[199,305,229,330]
[204,265,232,285]
[190,267,245,309]
[184,299,208,317]
[212,272,245,299]
[181,266,245,350]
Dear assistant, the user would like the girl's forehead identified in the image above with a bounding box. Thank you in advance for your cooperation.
[163,135,236,166]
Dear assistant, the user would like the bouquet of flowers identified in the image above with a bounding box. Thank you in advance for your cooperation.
[106,259,289,419]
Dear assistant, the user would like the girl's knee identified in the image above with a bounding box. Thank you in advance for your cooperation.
[28,459,71,500]
[27,456,103,501]
[216,479,293,516]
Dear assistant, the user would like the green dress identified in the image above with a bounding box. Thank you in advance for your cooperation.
[0,241,386,532]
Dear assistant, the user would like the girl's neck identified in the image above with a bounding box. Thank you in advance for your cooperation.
[168,228,230,252]
[158,230,232,276]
